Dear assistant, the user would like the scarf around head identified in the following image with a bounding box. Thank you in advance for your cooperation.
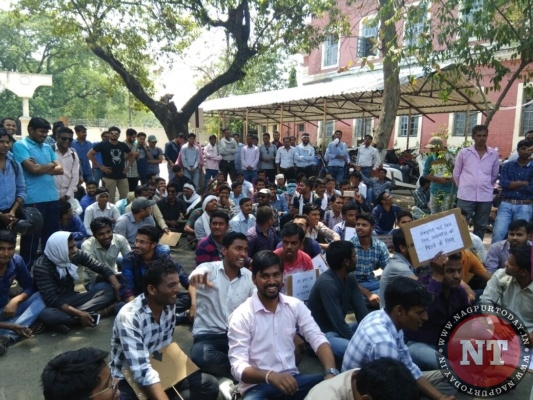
[183,185,201,213]
[44,231,79,280]
[201,195,218,236]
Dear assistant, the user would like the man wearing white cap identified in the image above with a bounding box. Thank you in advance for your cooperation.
[194,195,219,241]
[295,133,316,178]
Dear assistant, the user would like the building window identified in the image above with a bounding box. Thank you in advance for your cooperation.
[297,123,305,132]
[404,5,427,47]
[399,115,420,137]
[462,0,483,24]
[521,99,533,135]
[357,19,378,58]
[261,125,267,133]
[326,121,335,138]
[452,112,478,136]
[322,35,339,68]
[355,118,373,139]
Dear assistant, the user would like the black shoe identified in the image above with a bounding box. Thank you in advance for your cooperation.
[0,343,6,357]
[0,335,10,346]
[53,324,71,334]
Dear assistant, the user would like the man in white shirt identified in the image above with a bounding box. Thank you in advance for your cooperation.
[294,133,316,178]
[229,197,256,234]
[189,232,255,379]
[241,134,260,183]
[228,250,337,399]
[83,188,121,235]
[54,127,80,205]
[275,137,296,180]
[356,135,381,178]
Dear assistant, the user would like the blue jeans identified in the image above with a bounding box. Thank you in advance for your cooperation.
[184,168,200,188]
[491,201,533,243]
[0,292,46,341]
[205,169,219,188]
[82,172,94,183]
[457,199,493,240]
[328,166,345,184]
[243,374,323,400]
[93,168,104,187]
[360,166,373,178]
[325,322,358,359]
[407,341,440,370]
[243,169,258,183]
[190,333,232,379]
[359,278,380,307]
[20,200,60,268]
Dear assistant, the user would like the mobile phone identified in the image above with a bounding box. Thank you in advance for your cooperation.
[89,313,101,326]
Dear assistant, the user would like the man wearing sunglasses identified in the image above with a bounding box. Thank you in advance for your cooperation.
[42,347,120,400]
[54,127,80,204]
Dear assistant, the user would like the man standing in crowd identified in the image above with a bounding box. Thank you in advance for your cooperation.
[1,117,17,136]
[178,133,201,188]
[92,130,109,186]
[241,134,260,183]
[111,260,219,400]
[227,250,337,400]
[234,133,244,176]
[13,117,63,267]
[189,232,255,378]
[453,125,499,239]
[259,133,277,183]
[204,134,222,185]
[0,128,26,232]
[0,230,45,355]
[72,125,93,183]
[325,130,349,184]
[423,137,455,214]
[218,128,238,181]
[356,134,380,178]
[275,137,296,180]
[123,128,139,191]
[146,134,164,177]
[88,126,133,202]
[294,133,316,178]
[272,130,282,148]
[54,127,80,204]
[164,133,185,178]
[342,277,456,400]
[308,241,368,360]
[491,138,533,243]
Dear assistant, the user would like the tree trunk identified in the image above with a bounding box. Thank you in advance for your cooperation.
[374,1,400,153]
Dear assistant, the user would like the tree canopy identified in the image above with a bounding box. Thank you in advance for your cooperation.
[16,0,339,139]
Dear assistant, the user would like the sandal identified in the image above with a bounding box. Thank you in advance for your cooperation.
[29,321,46,335]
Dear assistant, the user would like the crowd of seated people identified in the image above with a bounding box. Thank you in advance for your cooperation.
[1,119,532,400]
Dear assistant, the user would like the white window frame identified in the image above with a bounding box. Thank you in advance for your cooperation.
[403,2,430,48]
[321,35,339,69]
[452,111,479,136]
[398,115,421,137]
[355,117,373,140]
[358,14,379,60]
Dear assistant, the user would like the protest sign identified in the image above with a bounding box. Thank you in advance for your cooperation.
[285,269,320,301]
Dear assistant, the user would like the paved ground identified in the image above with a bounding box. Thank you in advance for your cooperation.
[1,221,532,399]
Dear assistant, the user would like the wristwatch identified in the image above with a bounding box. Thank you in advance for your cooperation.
[324,368,339,377]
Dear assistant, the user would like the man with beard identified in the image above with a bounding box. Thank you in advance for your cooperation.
[189,232,255,379]
[195,211,230,265]
[111,259,219,400]
[12,117,63,266]
[194,195,219,241]
[227,250,337,399]
[1,118,17,136]
[157,182,187,232]
[120,226,191,315]
[81,217,131,290]
[308,241,368,361]
[294,133,316,178]
[79,181,97,219]
[404,252,468,371]
[273,222,313,280]
[486,219,530,274]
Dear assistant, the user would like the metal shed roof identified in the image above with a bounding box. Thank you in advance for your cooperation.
[201,65,491,125]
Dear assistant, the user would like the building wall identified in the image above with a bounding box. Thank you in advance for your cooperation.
[298,0,529,158]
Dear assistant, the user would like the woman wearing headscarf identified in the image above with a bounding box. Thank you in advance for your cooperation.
[33,231,121,333]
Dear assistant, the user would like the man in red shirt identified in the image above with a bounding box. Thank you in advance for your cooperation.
[274,222,314,280]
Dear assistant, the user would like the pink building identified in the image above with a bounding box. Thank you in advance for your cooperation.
[291,0,531,157]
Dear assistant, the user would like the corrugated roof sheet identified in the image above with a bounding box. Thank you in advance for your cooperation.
[201,65,491,124]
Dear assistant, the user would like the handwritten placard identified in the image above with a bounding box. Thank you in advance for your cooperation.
[312,254,329,274]
[285,269,320,301]
[402,208,472,267]
[374,235,392,249]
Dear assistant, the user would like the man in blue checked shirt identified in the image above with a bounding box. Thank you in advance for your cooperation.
[342,277,456,400]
